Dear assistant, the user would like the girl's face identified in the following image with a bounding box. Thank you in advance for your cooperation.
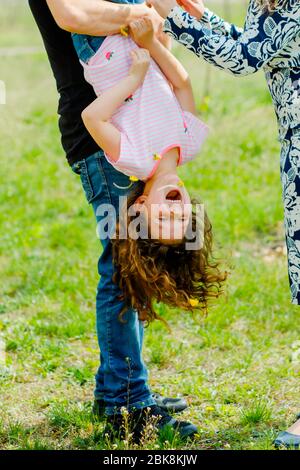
[136,174,192,243]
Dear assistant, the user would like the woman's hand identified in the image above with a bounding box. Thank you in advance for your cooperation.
[177,0,205,20]
[130,17,155,49]
[146,0,178,19]
[128,48,151,83]
[146,0,205,21]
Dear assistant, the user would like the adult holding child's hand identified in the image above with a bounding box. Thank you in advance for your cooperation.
[147,0,204,20]
[150,0,300,450]
[146,0,177,18]
[177,0,205,20]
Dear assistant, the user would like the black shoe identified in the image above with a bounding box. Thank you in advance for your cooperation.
[273,415,300,449]
[274,431,300,449]
[152,393,188,413]
[93,392,188,419]
[103,404,198,443]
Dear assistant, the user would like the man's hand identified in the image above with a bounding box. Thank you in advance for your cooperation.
[130,17,155,49]
[131,8,172,51]
[146,0,177,19]
[143,3,166,34]
[177,0,205,20]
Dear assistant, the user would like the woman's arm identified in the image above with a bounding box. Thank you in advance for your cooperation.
[81,49,150,161]
[199,8,244,38]
[130,18,196,114]
[178,0,244,38]
[148,0,299,76]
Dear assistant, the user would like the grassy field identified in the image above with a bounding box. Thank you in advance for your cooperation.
[0,0,299,450]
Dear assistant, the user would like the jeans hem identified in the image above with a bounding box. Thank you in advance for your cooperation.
[105,396,156,416]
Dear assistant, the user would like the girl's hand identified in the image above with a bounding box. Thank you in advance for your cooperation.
[177,0,205,20]
[130,17,155,48]
[146,0,177,19]
[128,48,151,82]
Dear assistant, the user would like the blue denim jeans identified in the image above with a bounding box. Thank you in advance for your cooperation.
[71,152,155,415]
[72,0,145,64]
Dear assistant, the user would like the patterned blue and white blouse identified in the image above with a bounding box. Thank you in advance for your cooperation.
[164,0,300,139]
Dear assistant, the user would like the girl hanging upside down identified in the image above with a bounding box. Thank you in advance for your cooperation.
[75,16,227,322]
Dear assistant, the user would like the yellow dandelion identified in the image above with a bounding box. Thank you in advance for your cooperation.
[153,153,161,161]
[178,180,185,187]
[189,298,199,307]
[129,175,139,182]
[86,423,94,433]
[120,26,129,37]
[205,406,215,413]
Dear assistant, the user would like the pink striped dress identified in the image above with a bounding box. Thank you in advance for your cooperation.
[81,35,209,181]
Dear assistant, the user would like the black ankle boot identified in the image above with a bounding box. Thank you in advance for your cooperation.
[103,404,197,443]
[93,392,188,419]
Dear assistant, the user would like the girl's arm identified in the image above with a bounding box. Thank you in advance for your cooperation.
[148,38,197,114]
[148,0,300,76]
[81,49,150,162]
[130,18,196,114]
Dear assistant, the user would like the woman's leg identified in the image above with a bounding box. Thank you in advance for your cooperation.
[274,416,300,448]
[280,129,300,304]
[275,129,300,448]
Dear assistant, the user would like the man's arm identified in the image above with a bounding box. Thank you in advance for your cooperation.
[46,0,160,35]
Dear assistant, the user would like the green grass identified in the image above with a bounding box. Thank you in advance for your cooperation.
[0,0,300,450]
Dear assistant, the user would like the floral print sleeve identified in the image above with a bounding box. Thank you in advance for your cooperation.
[200,7,244,39]
[164,1,300,76]
[165,1,300,307]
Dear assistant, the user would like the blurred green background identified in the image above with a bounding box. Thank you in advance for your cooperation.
[0,0,299,450]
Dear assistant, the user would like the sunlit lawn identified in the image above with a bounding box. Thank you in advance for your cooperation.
[0,0,299,450]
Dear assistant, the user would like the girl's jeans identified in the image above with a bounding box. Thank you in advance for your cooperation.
[71,154,155,415]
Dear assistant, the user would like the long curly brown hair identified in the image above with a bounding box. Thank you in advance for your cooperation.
[112,182,228,324]
[259,0,277,8]
[258,0,288,10]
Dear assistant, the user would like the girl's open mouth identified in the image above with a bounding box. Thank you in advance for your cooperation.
[166,190,182,201]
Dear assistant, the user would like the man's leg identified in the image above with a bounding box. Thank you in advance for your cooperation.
[72,151,156,415]
[95,237,153,415]
[72,151,197,441]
